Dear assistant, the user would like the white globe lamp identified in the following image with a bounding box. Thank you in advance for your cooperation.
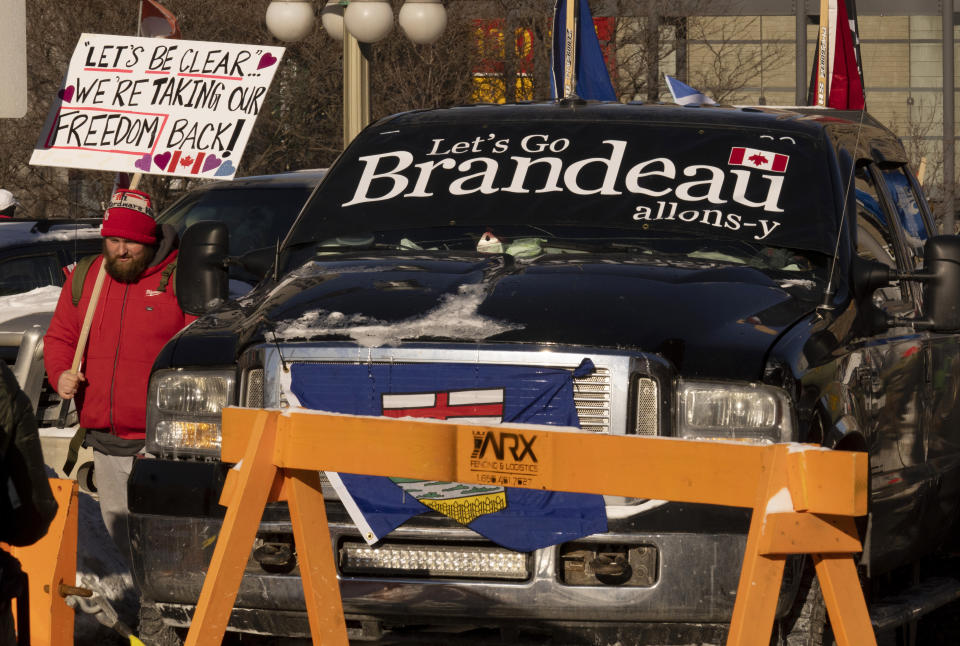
[320,0,346,41]
[398,0,447,45]
[265,0,316,43]
[344,0,394,43]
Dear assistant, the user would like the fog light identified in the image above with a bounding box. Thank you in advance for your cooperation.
[155,420,222,450]
[339,542,529,580]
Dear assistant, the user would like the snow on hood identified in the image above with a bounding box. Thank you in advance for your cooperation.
[0,221,100,247]
[778,278,817,290]
[275,282,522,347]
[0,285,62,328]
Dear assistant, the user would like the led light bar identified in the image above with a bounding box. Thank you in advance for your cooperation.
[339,542,529,580]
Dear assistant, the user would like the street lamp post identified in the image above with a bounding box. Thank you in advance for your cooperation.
[265,0,447,149]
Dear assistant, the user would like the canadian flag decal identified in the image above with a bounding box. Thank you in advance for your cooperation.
[728,147,789,173]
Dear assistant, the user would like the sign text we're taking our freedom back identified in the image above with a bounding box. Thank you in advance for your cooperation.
[30,34,284,180]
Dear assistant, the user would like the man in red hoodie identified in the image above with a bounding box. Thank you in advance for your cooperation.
[44,188,194,569]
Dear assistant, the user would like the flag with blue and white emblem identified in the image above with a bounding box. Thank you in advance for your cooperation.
[289,359,607,552]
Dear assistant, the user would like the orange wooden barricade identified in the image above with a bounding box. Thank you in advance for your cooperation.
[8,478,78,646]
[185,408,875,646]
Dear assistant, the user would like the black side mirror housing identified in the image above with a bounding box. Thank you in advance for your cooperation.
[919,235,960,331]
[851,255,895,303]
[236,246,275,280]
[176,221,229,316]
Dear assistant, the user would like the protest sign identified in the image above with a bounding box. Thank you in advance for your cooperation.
[30,34,285,180]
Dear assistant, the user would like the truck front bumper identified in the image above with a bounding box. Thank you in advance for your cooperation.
[128,459,753,640]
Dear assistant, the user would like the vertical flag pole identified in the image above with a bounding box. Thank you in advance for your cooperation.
[563,0,576,98]
[815,0,829,106]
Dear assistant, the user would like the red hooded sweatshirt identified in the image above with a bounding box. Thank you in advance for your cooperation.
[44,248,194,440]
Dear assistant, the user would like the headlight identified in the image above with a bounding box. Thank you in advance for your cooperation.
[147,369,235,456]
[676,380,793,444]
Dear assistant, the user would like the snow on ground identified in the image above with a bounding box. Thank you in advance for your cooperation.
[73,489,140,643]
[0,285,61,327]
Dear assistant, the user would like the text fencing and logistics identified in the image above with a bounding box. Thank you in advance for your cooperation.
[30,34,285,180]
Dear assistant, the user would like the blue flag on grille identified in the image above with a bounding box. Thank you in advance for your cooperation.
[289,360,607,552]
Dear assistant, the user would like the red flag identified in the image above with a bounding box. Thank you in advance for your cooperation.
[140,0,181,39]
[827,0,865,109]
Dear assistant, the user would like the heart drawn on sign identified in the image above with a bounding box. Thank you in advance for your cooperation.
[134,154,152,171]
[58,86,75,103]
[154,151,171,170]
[214,160,236,177]
[257,53,278,70]
[202,155,222,173]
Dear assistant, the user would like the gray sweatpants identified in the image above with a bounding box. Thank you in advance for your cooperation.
[92,451,135,567]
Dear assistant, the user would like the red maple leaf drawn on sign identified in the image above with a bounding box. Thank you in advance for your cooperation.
[748,154,769,166]
[180,156,194,166]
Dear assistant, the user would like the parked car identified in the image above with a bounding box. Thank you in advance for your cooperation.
[0,171,324,422]
[0,219,102,425]
[130,102,960,645]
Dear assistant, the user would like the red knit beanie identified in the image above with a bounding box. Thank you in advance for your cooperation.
[101,189,157,244]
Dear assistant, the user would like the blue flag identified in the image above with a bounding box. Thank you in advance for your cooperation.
[550,0,616,101]
[664,74,717,106]
[289,360,607,552]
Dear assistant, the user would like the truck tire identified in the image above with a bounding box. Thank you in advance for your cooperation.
[138,601,183,646]
[772,565,835,646]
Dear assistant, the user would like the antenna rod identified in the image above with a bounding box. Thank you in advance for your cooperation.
[821,110,868,311]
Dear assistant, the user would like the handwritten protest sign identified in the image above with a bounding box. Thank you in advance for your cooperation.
[30,34,285,180]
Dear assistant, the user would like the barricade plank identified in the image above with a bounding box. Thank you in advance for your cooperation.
[815,554,876,646]
[186,410,279,646]
[786,448,869,516]
[273,412,768,508]
[286,469,349,643]
[760,513,862,555]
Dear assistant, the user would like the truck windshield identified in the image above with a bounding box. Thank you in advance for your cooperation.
[286,119,836,278]
[159,185,313,257]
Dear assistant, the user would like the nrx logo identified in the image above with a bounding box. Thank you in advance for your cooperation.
[471,430,538,462]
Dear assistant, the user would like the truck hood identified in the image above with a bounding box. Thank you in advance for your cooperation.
[171,254,820,380]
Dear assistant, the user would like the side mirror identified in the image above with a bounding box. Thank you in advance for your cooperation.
[918,235,960,331]
[235,246,275,280]
[176,221,229,316]
[851,256,895,303]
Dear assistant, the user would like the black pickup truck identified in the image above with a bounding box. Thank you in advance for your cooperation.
[128,102,960,645]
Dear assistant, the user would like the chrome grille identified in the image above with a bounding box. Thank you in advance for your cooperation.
[245,368,264,408]
[251,359,654,436]
[634,377,658,436]
[573,370,610,433]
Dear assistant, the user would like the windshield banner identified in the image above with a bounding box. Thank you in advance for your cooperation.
[29,33,284,180]
[316,123,837,254]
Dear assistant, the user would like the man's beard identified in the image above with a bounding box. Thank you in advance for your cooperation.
[104,247,154,282]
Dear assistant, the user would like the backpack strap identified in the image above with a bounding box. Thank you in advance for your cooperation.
[71,256,178,302]
[155,259,177,296]
[62,426,87,476]
[71,254,100,306]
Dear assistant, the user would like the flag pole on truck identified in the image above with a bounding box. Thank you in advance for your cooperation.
[550,0,616,101]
